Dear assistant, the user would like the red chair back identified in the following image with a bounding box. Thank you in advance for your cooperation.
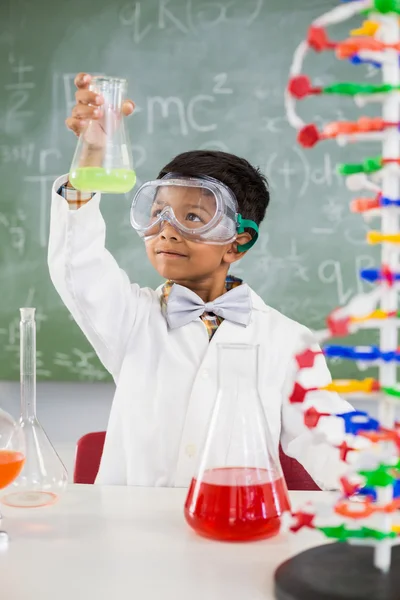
[74,431,106,484]
[278,446,320,491]
[74,431,320,490]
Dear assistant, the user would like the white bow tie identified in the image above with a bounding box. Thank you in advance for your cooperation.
[165,284,252,329]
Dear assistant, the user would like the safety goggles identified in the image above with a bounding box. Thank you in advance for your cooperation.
[130,173,258,252]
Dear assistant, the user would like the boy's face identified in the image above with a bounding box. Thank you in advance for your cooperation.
[144,186,247,283]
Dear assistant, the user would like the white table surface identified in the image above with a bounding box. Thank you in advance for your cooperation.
[0,485,332,600]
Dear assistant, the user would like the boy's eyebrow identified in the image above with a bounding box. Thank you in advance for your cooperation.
[153,198,215,217]
[186,203,214,217]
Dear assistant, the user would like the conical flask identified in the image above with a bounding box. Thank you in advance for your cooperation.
[69,75,136,194]
[1,308,68,508]
[184,343,290,541]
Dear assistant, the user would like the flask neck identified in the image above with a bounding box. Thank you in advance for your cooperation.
[20,308,37,420]
[217,344,259,390]
[90,76,126,112]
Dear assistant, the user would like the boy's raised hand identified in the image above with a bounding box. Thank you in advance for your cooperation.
[65,73,135,136]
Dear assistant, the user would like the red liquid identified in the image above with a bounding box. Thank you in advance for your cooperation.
[184,467,290,541]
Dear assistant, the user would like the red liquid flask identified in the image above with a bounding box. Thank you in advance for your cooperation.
[185,467,290,541]
[184,344,290,542]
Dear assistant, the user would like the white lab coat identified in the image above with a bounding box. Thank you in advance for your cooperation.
[48,175,352,490]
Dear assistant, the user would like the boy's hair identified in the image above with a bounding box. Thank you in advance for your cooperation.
[158,150,270,226]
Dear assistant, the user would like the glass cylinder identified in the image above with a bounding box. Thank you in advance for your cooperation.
[184,344,290,541]
[69,76,136,194]
[0,308,68,508]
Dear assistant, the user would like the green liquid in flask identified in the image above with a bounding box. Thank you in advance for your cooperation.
[70,167,136,194]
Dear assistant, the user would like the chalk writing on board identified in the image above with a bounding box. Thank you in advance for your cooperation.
[39,148,62,173]
[146,72,236,136]
[255,87,282,102]
[147,97,189,135]
[5,345,51,378]
[147,94,218,135]
[5,347,51,378]
[120,1,152,43]
[313,216,369,247]
[24,174,58,248]
[261,116,287,134]
[61,72,230,137]
[61,72,227,137]
[365,64,380,79]
[62,73,78,116]
[212,73,233,95]
[1,291,49,375]
[261,110,348,136]
[265,149,342,197]
[132,144,147,171]
[274,297,325,327]
[0,143,35,167]
[318,255,376,305]
[53,350,107,381]
[247,236,310,296]
[230,237,328,325]
[311,196,368,247]
[0,209,26,256]
[321,197,346,225]
[23,148,62,248]
[4,54,35,135]
[120,0,264,42]
[191,0,264,28]
[36,351,52,378]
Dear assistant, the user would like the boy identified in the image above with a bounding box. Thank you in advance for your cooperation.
[49,73,352,489]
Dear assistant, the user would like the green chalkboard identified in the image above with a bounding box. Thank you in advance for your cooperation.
[0,0,380,381]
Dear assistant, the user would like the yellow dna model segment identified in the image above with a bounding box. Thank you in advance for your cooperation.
[367,231,400,245]
[351,310,396,323]
[350,20,380,36]
[323,378,379,394]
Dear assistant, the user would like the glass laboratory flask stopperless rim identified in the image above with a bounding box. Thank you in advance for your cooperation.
[0,308,68,509]
[69,75,136,194]
[184,343,290,542]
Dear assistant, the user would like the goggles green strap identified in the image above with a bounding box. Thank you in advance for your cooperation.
[236,215,259,252]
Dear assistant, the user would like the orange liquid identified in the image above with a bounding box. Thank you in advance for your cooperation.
[0,450,25,489]
[184,467,290,542]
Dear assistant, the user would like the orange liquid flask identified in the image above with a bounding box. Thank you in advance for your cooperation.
[0,409,25,543]
[0,451,25,489]
[184,344,290,542]
[1,309,67,509]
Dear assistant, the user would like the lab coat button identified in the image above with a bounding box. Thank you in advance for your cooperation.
[185,444,197,458]
[201,369,209,379]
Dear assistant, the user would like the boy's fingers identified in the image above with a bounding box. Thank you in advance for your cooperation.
[75,89,103,106]
[65,117,87,136]
[74,72,91,89]
[122,100,135,116]
[72,104,101,120]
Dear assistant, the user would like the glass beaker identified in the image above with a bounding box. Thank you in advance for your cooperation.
[0,308,68,509]
[0,408,25,543]
[69,76,136,194]
[184,344,290,542]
